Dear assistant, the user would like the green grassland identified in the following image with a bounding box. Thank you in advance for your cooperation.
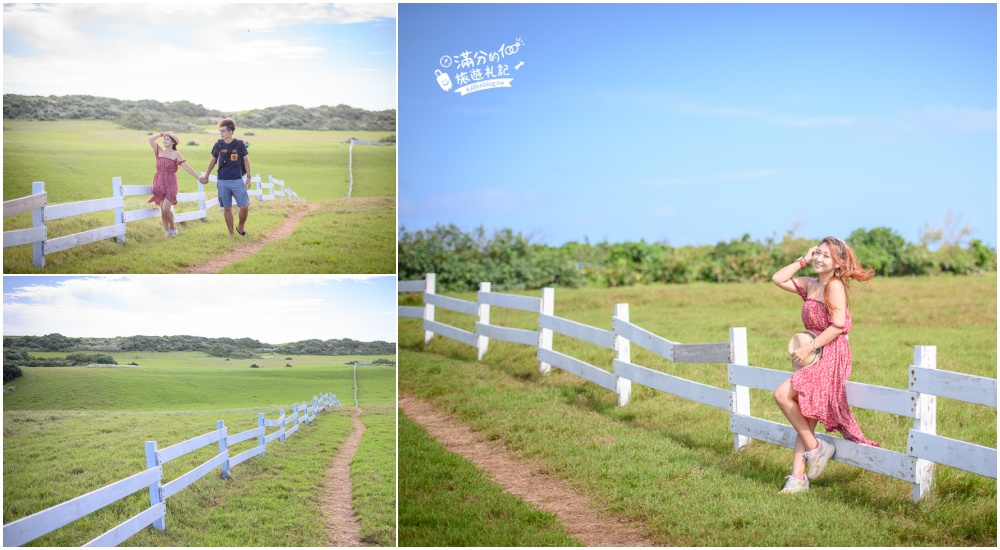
[399,412,581,546]
[3,120,394,201]
[221,197,396,274]
[398,275,997,546]
[3,352,396,546]
[2,120,396,274]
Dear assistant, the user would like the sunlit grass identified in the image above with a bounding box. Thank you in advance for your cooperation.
[221,197,396,274]
[3,353,397,546]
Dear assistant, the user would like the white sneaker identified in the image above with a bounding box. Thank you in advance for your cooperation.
[779,475,809,493]
[804,439,836,480]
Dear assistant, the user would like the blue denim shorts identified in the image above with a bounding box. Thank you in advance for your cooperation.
[217,178,250,208]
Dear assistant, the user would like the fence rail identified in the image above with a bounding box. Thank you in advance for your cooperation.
[399,273,998,502]
[3,392,341,547]
[3,175,303,268]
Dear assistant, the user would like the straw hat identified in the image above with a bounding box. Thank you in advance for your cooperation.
[788,331,822,370]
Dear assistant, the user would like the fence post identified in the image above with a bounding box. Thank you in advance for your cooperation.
[145,441,165,531]
[910,345,937,501]
[198,178,207,220]
[477,282,491,360]
[538,287,554,375]
[615,303,631,407]
[279,409,286,443]
[729,327,751,451]
[258,413,266,456]
[110,178,126,245]
[31,181,46,267]
[423,273,436,344]
[217,420,230,480]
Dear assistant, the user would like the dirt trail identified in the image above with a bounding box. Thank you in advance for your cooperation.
[179,202,317,274]
[399,394,657,547]
[321,408,366,547]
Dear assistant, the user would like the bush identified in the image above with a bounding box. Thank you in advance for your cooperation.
[65,352,117,365]
[250,364,260,368]
[3,364,23,384]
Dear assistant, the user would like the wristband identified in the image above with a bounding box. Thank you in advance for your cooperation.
[797,257,807,268]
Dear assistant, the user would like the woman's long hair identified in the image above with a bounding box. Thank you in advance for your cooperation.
[821,236,874,314]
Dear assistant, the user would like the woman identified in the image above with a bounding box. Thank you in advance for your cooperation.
[771,236,878,494]
[147,131,201,236]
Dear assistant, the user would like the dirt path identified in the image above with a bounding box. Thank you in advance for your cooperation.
[321,409,366,547]
[179,202,317,274]
[398,394,657,547]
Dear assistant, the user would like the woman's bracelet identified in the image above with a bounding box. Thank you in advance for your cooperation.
[797,257,807,268]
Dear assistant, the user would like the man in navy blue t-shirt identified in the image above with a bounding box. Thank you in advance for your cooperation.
[199,118,252,236]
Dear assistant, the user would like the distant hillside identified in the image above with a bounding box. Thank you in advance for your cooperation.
[2,94,396,132]
[3,333,397,357]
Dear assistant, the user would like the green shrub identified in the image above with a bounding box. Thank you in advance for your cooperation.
[399,225,997,290]
[3,363,23,384]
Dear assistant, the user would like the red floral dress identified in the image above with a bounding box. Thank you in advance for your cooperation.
[790,279,879,447]
[148,145,182,206]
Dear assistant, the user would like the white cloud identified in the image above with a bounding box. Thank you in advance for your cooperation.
[3,3,396,111]
[3,276,396,343]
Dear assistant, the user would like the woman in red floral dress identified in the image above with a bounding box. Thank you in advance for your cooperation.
[771,236,878,493]
[147,131,201,236]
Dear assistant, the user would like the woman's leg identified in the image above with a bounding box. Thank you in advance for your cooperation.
[790,418,819,476]
[160,201,175,232]
[774,379,819,454]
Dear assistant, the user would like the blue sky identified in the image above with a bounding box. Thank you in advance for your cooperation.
[3,275,397,344]
[398,3,997,248]
[3,3,396,111]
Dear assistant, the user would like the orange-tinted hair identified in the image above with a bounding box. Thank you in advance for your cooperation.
[820,236,874,314]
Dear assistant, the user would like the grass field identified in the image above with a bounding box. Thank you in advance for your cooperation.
[2,120,396,274]
[2,351,397,546]
[399,412,581,546]
[398,274,997,546]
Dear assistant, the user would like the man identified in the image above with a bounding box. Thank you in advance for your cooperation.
[200,118,252,236]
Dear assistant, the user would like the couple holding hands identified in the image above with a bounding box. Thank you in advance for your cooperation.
[147,118,251,237]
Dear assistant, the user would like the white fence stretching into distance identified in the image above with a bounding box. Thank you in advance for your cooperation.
[3,174,303,268]
[347,138,389,198]
[2,393,341,547]
[399,273,998,502]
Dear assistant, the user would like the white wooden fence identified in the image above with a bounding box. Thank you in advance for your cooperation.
[3,174,303,268]
[399,273,998,501]
[2,393,341,547]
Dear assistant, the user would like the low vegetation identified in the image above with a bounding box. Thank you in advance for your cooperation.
[3,94,395,132]
[399,224,997,291]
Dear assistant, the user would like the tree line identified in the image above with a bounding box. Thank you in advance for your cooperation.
[2,334,396,358]
[399,224,998,292]
[3,94,396,133]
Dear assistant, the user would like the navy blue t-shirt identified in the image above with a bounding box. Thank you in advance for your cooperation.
[211,139,248,180]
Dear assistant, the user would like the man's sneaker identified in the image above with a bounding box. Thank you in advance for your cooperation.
[804,439,836,480]
[779,475,809,493]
